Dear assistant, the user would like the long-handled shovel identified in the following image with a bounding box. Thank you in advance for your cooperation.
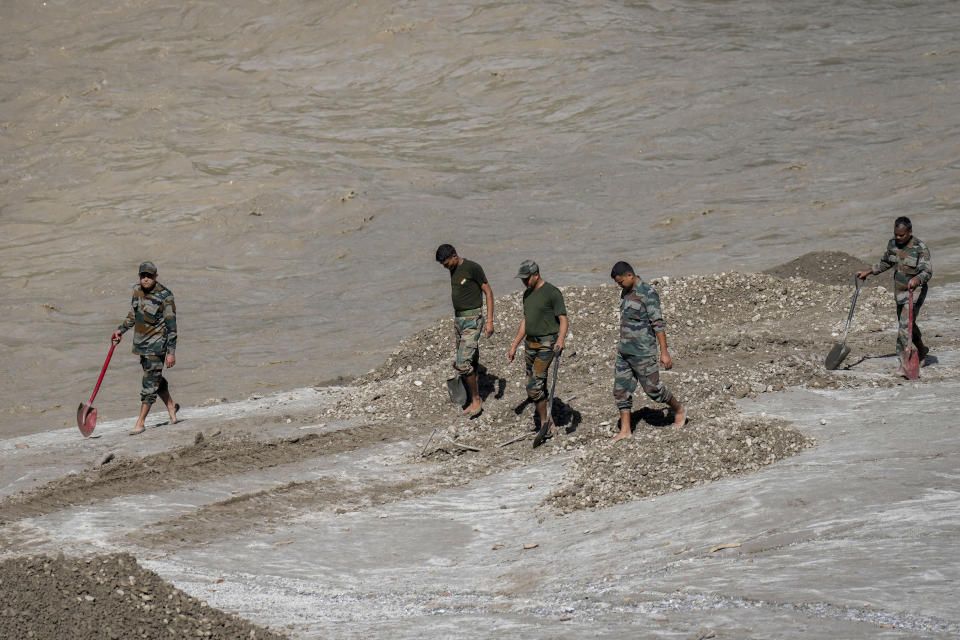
[902,288,920,380]
[533,351,561,448]
[77,339,119,437]
[825,275,862,370]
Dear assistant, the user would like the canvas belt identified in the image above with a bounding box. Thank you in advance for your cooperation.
[526,332,558,342]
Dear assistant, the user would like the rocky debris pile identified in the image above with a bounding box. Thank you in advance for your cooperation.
[762,250,870,286]
[0,553,286,640]
[323,262,897,513]
[549,416,810,512]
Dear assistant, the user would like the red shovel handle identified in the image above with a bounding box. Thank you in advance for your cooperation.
[908,288,915,344]
[88,340,119,404]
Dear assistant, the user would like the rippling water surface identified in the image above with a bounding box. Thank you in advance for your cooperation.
[2,0,958,435]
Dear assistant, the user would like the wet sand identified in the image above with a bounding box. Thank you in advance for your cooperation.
[3,259,960,638]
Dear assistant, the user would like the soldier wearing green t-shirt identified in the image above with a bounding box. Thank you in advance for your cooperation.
[436,244,495,415]
[508,260,568,437]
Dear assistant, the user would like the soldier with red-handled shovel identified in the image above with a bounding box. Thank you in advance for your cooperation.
[109,261,179,435]
[857,216,933,378]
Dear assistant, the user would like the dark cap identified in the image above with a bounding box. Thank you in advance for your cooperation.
[138,261,157,276]
[514,259,539,278]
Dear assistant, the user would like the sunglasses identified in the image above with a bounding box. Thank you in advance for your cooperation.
[139,273,156,279]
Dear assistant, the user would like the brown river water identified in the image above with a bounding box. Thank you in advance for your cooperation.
[1,0,958,436]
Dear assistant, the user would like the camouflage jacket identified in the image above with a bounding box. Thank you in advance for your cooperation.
[117,283,177,355]
[618,280,665,357]
[871,236,933,303]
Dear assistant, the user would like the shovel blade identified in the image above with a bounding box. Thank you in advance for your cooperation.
[446,376,467,406]
[77,402,97,437]
[824,342,850,370]
[902,347,920,380]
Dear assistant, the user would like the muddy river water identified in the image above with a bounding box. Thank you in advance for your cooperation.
[2,0,958,436]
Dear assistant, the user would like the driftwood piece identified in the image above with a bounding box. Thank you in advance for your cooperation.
[445,437,481,452]
[420,428,441,457]
[499,432,532,447]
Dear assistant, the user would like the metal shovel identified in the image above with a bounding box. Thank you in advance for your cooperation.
[445,375,467,406]
[902,288,920,380]
[825,275,862,370]
[77,339,119,437]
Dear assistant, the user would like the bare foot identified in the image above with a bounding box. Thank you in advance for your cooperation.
[611,431,632,441]
[672,406,687,427]
[167,402,179,424]
[462,401,482,416]
[129,425,145,436]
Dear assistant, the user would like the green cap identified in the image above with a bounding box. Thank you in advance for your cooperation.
[138,261,157,276]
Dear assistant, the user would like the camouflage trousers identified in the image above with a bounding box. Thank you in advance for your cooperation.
[524,334,557,402]
[453,310,481,376]
[614,352,672,411]
[140,354,169,405]
[895,285,927,358]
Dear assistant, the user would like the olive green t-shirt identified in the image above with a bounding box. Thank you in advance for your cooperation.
[450,259,488,312]
[522,282,567,336]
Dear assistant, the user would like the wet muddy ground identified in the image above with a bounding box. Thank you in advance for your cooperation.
[2,254,959,638]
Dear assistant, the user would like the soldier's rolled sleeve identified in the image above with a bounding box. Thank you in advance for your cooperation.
[164,295,178,354]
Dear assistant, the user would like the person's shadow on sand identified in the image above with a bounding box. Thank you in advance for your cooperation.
[524,396,582,435]
[477,364,506,401]
[628,406,674,430]
[844,352,936,369]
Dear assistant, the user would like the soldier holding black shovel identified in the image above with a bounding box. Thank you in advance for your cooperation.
[436,244,495,416]
[856,216,933,377]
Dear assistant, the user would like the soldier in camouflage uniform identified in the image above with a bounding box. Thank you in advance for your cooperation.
[111,261,178,435]
[610,261,685,441]
[857,216,933,371]
[436,244,495,415]
[508,260,568,436]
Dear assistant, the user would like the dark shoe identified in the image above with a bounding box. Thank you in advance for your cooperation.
[917,345,929,360]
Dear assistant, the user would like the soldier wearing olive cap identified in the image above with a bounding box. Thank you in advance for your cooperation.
[508,260,568,437]
[111,261,179,435]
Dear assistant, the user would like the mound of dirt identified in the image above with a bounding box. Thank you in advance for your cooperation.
[0,553,286,640]
[763,251,870,286]
[333,270,896,513]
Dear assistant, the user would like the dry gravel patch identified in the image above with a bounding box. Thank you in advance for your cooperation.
[0,553,287,640]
